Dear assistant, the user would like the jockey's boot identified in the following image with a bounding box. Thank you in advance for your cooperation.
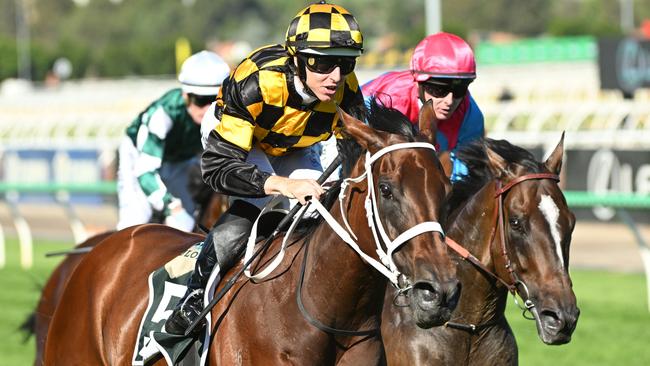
[164,200,260,335]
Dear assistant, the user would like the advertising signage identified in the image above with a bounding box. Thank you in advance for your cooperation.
[565,148,650,221]
[598,37,650,94]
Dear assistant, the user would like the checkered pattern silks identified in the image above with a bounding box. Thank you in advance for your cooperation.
[214,45,363,156]
[285,2,363,55]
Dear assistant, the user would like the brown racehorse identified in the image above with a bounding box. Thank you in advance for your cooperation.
[43,101,458,365]
[382,135,580,365]
[25,190,227,365]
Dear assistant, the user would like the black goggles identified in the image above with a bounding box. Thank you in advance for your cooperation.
[299,54,356,75]
[421,81,469,99]
[189,94,217,107]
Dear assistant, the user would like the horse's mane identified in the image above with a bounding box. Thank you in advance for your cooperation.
[365,96,417,140]
[295,97,416,236]
[448,138,545,211]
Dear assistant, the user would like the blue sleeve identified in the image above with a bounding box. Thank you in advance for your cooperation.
[450,151,469,183]
[450,95,484,183]
[363,95,372,111]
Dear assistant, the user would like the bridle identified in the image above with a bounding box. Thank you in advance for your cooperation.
[309,142,445,288]
[294,142,448,337]
[444,172,560,331]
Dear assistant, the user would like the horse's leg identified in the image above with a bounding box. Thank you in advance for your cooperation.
[335,338,385,366]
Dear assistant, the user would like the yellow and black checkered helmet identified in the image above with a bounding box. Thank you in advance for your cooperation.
[285,1,363,57]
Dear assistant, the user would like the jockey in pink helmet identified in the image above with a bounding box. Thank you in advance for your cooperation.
[362,33,484,180]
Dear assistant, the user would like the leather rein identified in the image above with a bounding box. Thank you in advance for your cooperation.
[444,172,560,333]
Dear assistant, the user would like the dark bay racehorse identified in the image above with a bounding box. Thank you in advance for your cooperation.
[26,191,227,365]
[382,135,580,366]
[43,101,458,365]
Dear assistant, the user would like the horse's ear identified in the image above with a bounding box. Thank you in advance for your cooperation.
[337,106,383,152]
[418,99,437,145]
[485,143,513,179]
[545,132,565,175]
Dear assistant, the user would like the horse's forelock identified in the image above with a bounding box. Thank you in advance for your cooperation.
[449,138,544,211]
[366,97,417,141]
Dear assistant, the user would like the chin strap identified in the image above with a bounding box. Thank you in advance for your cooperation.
[293,56,318,100]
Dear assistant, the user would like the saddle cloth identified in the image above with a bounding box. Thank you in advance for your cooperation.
[132,241,220,366]
[131,207,292,365]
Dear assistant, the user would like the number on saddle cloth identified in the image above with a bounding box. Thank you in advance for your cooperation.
[132,242,207,365]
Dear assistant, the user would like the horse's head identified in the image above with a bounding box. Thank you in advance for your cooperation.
[337,100,458,328]
[485,134,579,344]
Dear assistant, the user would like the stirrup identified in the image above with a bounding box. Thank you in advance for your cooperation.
[165,290,205,335]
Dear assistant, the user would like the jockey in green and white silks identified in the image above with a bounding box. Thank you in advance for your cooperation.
[116,51,231,232]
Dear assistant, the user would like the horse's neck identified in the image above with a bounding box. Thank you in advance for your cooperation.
[301,200,386,331]
[450,182,509,324]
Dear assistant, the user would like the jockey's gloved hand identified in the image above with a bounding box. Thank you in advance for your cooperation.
[165,198,196,232]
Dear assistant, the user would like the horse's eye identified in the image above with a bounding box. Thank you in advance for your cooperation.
[379,183,393,199]
[509,217,522,231]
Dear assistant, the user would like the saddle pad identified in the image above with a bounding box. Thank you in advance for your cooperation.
[132,242,212,366]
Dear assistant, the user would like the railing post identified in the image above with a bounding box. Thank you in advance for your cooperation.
[56,190,88,245]
[6,190,33,269]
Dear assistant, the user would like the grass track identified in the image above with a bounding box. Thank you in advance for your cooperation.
[0,238,648,365]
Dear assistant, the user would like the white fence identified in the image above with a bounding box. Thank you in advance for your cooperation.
[1,62,649,152]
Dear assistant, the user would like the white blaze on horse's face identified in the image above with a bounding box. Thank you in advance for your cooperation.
[538,194,563,269]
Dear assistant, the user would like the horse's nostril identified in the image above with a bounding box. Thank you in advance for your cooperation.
[540,309,563,332]
[412,281,460,308]
[413,282,438,303]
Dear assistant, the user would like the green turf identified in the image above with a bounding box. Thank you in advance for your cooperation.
[506,269,650,365]
[0,239,71,366]
[1,238,649,365]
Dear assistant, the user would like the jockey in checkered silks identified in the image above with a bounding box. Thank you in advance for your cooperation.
[165,1,366,335]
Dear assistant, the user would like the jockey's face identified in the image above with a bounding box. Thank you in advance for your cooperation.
[299,54,355,102]
[421,79,470,120]
[184,93,216,125]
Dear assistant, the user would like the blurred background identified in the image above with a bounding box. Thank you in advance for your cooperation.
[0,0,649,365]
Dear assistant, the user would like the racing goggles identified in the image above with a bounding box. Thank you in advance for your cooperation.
[421,80,470,99]
[299,54,356,75]
[189,94,217,107]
